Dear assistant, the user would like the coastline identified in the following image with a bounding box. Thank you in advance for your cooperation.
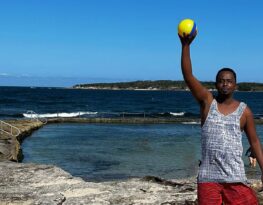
[72,80,263,92]
[0,118,263,204]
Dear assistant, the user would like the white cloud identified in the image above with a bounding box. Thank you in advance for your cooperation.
[0,73,10,76]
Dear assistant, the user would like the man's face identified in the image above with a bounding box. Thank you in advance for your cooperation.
[216,71,237,95]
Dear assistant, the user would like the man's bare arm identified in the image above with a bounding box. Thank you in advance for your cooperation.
[244,107,263,183]
[180,34,212,105]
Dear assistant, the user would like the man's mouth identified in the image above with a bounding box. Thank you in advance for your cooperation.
[222,88,228,93]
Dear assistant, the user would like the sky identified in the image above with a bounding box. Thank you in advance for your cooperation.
[0,0,263,87]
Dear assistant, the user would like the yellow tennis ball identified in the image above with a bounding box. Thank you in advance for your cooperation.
[178,19,197,37]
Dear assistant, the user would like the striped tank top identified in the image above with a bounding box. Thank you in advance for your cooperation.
[198,99,247,183]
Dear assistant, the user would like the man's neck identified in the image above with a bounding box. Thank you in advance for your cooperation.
[216,95,234,104]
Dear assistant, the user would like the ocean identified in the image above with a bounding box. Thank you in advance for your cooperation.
[1,86,263,181]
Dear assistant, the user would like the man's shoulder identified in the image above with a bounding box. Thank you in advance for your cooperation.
[240,104,254,122]
[233,99,246,109]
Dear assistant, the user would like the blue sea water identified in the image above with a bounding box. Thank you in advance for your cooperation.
[22,123,201,181]
[1,86,263,119]
[21,123,263,181]
[1,86,263,181]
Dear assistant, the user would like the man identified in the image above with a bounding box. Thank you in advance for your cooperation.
[179,32,263,204]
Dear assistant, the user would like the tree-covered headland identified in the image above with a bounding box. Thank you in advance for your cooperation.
[73,80,263,91]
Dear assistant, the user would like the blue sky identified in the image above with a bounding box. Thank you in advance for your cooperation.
[0,0,262,87]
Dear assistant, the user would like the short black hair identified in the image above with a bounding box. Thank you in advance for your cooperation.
[216,68,237,82]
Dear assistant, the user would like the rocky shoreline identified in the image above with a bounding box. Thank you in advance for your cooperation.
[0,119,263,204]
[0,161,199,205]
[0,119,43,162]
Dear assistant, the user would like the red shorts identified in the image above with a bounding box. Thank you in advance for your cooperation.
[198,182,258,205]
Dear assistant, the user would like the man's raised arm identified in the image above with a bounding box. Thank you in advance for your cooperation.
[179,34,212,105]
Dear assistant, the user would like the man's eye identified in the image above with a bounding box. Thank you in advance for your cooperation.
[219,80,233,84]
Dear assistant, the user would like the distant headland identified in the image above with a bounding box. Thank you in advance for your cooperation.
[73,80,263,91]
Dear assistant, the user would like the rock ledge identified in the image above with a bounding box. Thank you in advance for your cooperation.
[0,161,198,205]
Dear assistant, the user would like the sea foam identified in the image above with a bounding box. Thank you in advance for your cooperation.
[170,112,185,116]
[23,111,97,118]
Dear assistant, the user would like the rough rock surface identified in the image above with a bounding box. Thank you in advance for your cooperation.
[0,162,198,205]
[1,162,263,205]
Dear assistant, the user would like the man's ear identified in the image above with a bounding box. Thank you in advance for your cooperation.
[235,84,238,91]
